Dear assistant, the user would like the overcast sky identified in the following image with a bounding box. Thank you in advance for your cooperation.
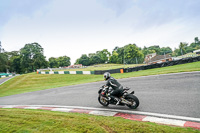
[0,0,200,64]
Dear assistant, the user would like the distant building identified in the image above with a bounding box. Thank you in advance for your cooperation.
[193,49,200,54]
[145,53,173,64]
[144,53,156,64]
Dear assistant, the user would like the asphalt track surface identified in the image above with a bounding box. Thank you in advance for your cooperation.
[0,76,14,85]
[0,72,200,119]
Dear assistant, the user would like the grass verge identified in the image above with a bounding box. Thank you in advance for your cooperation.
[0,109,199,133]
[0,61,200,97]
[44,64,144,71]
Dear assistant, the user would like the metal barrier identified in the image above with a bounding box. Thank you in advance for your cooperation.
[94,56,200,75]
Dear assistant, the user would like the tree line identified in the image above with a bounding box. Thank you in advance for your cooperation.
[0,43,70,74]
[0,37,199,73]
[75,37,200,66]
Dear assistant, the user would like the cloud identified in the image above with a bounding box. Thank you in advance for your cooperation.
[97,0,135,16]
[0,0,200,64]
[0,0,51,27]
[131,0,200,30]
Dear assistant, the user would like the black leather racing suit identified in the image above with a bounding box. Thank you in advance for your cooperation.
[105,77,123,101]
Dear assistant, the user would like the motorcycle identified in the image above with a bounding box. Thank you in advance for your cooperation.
[98,85,139,109]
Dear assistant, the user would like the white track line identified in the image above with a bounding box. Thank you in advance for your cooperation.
[1,105,200,129]
[143,116,186,127]
[1,105,199,122]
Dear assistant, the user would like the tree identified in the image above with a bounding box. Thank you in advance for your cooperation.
[49,57,59,68]
[7,51,21,73]
[115,47,125,64]
[20,43,47,73]
[148,45,161,54]
[0,43,8,72]
[124,44,144,64]
[49,56,71,68]
[189,37,200,52]
[172,48,179,57]
[109,51,119,63]
[0,53,8,72]
[160,47,173,55]
[89,53,101,65]
[33,54,48,69]
[57,56,71,67]
[142,46,157,58]
[11,55,21,73]
[185,47,194,53]
[110,44,144,64]
[96,49,111,64]
[173,37,200,56]
[179,42,188,55]
[74,58,80,65]
[195,37,199,44]
[142,46,148,56]
[75,54,90,66]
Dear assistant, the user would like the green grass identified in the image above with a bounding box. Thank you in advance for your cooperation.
[113,61,200,79]
[0,74,102,97]
[1,62,200,132]
[0,109,199,133]
[0,61,200,97]
[45,63,144,71]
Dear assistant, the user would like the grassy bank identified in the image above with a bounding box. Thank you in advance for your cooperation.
[0,61,200,97]
[113,61,200,79]
[44,64,144,71]
[0,109,199,133]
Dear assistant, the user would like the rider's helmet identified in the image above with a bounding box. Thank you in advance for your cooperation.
[104,72,111,80]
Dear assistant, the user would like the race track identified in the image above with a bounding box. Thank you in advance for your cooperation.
[0,72,200,118]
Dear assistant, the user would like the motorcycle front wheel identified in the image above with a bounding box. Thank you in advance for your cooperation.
[98,95,109,106]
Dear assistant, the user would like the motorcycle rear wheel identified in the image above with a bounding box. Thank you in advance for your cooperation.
[98,95,109,106]
[125,94,139,109]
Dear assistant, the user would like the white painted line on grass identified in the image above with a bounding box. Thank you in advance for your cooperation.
[51,108,72,112]
[143,116,186,127]
[3,105,199,122]
[89,111,118,116]
[38,105,200,122]
[24,107,40,109]
[2,105,17,108]
[1,105,200,129]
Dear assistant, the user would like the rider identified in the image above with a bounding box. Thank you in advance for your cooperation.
[103,72,123,105]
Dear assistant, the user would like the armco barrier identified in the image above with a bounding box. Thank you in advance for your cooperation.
[94,68,122,75]
[94,56,200,74]
[0,74,15,78]
[123,56,200,73]
[38,56,200,75]
[38,71,94,75]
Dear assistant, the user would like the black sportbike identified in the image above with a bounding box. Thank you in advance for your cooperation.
[98,86,139,109]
